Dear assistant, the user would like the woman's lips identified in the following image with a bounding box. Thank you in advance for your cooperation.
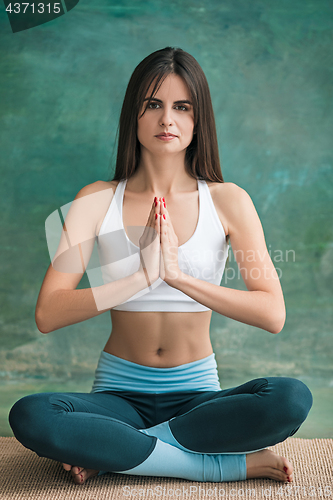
[155,133,178,141]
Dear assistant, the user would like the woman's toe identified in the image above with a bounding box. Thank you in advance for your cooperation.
[71,468,84,484]
[72,466,82,475]
[71,467,99,485]
[282,459,293,476]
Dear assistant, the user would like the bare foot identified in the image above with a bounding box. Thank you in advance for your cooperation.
[62,463,99,485]
[246,449,293,482]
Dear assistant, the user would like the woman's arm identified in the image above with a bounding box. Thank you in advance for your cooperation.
[170,183,286,333]
[36,269,147,334]
[35,183,147,334]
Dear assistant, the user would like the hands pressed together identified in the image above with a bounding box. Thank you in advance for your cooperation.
[138,196,182,288]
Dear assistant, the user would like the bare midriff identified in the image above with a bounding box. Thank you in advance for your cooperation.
[103,310,213,368]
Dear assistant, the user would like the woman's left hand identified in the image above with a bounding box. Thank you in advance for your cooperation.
[158,198,182,286]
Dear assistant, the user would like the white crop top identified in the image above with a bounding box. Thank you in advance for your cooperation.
[96,178,229,312]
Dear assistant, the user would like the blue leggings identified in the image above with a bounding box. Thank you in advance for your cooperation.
[9,377,312,480]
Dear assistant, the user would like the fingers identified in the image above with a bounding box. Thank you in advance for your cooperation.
[159,198,169,240]
[158,197,166,224]
[156,201,161,237]
[159,197,166,216]
[159,198,179,250]
[152,199,161,242]
[138,197,162,287]
[147,196,165,221]
[142,199,159,244]
[145,196,167,238]
[145,199,156,227]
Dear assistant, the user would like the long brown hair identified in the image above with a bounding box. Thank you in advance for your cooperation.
[110,47,223,183]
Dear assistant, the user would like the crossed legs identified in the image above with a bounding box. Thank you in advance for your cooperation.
[9,377,312,484]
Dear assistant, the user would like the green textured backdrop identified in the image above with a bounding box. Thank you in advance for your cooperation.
[0,0,332,437]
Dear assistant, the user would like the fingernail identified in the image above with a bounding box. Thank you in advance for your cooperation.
[163,214,166,219]
[155,201,157,207]
[162,197,165,202]
[164,202,166,208]
[155,213,158,219]
[154,197,157,202]
[284,467,288,472]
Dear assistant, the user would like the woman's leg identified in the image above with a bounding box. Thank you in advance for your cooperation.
[140,377,312,482]
[8,391,246,482]
[9,378,311,484]
[142,377,313,453]
[9,391,156,472]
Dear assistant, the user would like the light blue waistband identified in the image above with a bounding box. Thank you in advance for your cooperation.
[91,351,221,393]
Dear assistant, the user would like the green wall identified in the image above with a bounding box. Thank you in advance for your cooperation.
[0,0,332,437]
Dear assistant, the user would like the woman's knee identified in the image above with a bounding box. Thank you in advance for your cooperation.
[10,394,37,436]
[285,377,313,423]
[9,393,54,450]
[268,377,313,427]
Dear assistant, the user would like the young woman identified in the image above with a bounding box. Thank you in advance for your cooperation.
[9,47,312,485]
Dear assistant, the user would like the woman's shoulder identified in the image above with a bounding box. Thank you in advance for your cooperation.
[73,180,121,211]
[206,180,251,207]
[75,180,119,199]
[206,181,255,236]
[69,181,121,237]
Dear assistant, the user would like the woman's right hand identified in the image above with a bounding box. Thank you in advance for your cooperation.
[138,198,161,287]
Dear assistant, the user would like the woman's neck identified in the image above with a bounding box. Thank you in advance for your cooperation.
[133,150,195,196]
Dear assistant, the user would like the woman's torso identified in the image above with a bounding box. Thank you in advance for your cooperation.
[93,178,229,368]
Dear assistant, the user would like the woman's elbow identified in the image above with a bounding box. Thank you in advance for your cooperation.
[35,308,50,334]
[267,306,286,334]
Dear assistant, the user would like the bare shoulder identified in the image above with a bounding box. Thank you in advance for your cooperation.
[75,180,118,199]
[65,180,119,238]
[207,181,254,236]
[207,181,250,204]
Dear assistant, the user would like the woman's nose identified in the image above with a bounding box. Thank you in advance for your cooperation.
[159,108,174,127]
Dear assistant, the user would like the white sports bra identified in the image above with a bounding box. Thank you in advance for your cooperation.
[96,178,229,312]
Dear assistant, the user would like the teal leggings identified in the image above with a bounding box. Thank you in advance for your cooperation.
[9,377,312,480]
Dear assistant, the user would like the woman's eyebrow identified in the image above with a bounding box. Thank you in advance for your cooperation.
[143,97,192,105]
[174,99,192,105]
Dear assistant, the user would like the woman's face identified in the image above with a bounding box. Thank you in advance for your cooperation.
[137,73,195,157]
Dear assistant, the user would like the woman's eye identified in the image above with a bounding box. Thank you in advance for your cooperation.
[148,102,160,109]
[175,105,188,111]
